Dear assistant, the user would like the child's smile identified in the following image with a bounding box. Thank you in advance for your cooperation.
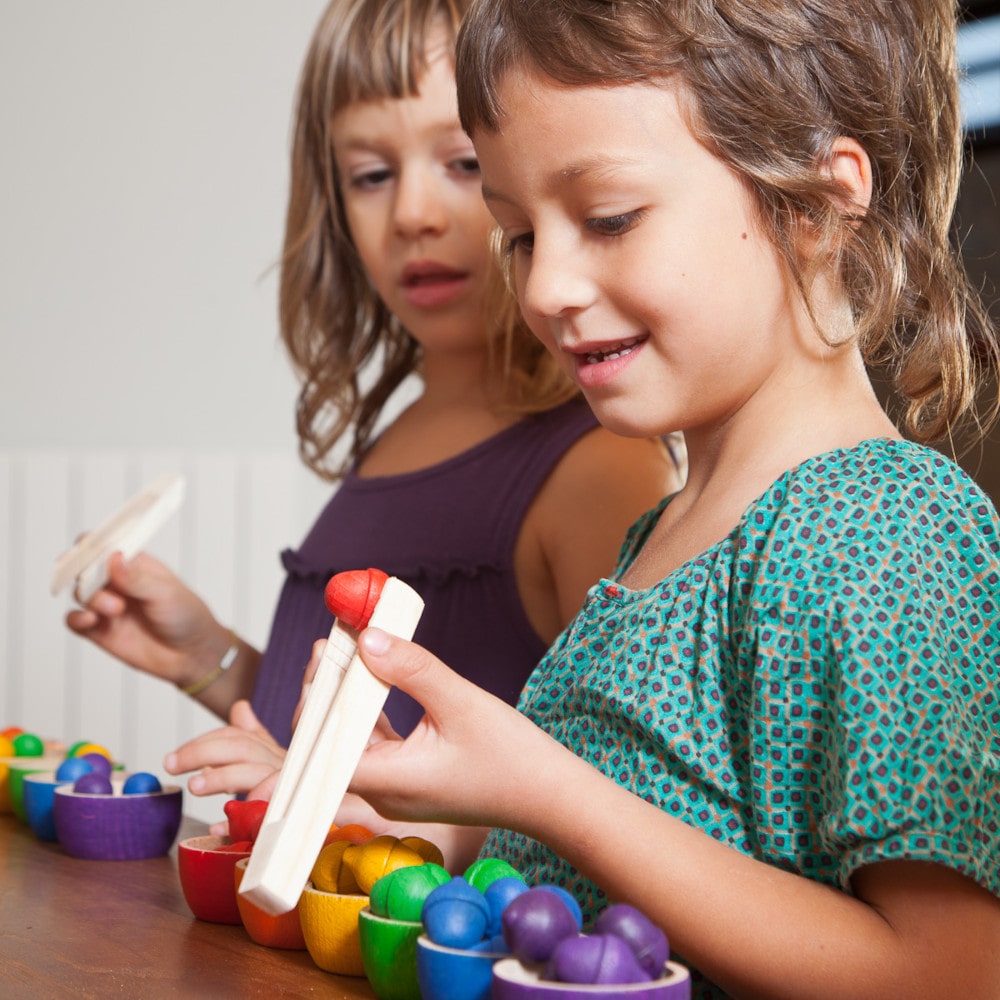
[583,338,644,365]
[572,334,649,392]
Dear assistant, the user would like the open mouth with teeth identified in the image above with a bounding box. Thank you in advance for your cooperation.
[584,337,644,364]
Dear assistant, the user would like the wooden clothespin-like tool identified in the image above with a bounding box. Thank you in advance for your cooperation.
[50,473,186,602]
[238,568,424,915]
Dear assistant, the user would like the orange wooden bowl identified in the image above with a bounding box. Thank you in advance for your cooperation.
[233,857,307,949]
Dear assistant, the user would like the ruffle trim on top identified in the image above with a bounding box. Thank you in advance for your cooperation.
[280,548,503,588]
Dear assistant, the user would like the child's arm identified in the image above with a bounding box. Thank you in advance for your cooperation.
[352,628,1000,1000]
[65,551,259,719]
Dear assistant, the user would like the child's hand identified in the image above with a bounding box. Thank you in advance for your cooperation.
[332,791,489,873]
[65,550,222,688]
[164,699,286,797]
[351,627,570,833]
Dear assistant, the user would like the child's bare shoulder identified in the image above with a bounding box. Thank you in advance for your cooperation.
[551,427,682,505]
[532,427,680,555]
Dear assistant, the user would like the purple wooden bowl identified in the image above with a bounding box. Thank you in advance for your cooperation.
[491,958,691,1000]
[53,779,183,860]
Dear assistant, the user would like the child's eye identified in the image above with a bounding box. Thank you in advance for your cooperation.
[349,167,394,191]
[450,156,480,177]
[504,232,535,258]
[585,210,645,237]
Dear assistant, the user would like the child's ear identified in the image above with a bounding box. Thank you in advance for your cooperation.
[827,136,872,217]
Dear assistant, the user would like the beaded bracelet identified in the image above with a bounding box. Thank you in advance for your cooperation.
[180,630,240,697]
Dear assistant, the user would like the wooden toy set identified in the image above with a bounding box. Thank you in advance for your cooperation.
[173,567,691,999]
[48,489,691,997]
[2,728,182,860]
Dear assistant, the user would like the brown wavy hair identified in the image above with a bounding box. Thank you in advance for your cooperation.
[456,0,1000,449]
[280,0,576,481]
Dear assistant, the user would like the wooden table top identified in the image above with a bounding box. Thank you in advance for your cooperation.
[0,814,376,999]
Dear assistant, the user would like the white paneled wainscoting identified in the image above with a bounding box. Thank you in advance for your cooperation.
[0,449,330,824]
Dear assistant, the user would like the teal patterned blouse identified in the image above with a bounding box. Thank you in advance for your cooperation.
[481,438,1000,999]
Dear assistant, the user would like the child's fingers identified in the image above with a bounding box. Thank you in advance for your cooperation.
[352,630,531,826]
[208,818,231,838]
[104,550,166,597]
[300,638,326,690]
[70,584,128,618]
[65,608,101,633]
[357,628,470,720]
[163,728,285,776]
[369,710,400,745]
[228,698,270,736]
[186,761,277,797]
[246,769,280,803]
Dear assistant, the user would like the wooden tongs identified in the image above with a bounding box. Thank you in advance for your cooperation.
[239,568,424,915]
[50,472,186,602]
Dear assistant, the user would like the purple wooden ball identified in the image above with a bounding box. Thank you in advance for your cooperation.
[73,772,113,795]
[81,752,113,777]
[547,932,652,985]
[501,887,580,964]
[535,884,583,930]
[595,903,670,977]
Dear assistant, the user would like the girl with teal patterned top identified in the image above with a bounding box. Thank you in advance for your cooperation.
[321,0,1000,996]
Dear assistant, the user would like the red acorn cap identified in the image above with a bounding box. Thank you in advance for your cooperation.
[324,568,389,629]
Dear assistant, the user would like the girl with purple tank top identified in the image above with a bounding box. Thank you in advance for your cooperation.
[252,398,599,744]
[63,0,679,807]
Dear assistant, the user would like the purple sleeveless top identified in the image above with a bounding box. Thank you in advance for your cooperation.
[250,399,599,744]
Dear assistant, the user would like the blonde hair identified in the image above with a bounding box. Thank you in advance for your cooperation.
[281,0,575,481]
[457,0,1000,449]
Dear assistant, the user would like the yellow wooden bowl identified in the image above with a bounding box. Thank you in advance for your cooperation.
[298,883,370,976]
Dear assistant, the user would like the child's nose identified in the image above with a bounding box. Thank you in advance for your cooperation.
[520,239,594,320]
[393,168,447,237]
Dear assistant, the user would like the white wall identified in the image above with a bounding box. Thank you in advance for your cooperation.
[1,0,331,450]
[1,2,337,823]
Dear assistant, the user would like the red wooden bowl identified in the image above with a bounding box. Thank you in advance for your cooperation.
[177,835,252,924]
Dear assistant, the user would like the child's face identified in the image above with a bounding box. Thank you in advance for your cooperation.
[330,42,495,354]
[474,69,804,441]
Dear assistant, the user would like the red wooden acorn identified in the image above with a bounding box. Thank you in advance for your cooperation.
[324,568,389,630]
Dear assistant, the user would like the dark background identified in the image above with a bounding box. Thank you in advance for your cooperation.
[927,2,999,500]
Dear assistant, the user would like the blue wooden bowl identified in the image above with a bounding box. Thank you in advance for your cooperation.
[417,934,508,1000]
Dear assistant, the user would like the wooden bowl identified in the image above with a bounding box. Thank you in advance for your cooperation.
[358,906,423,1000]
[22,770,72,841]
[53,778,182,860]
[417,934,508,1000]
[491,958,692,1000]
[298,884,370,976]
[3,755,65,820]
[234,856,307,950]
[177,834,252,924]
